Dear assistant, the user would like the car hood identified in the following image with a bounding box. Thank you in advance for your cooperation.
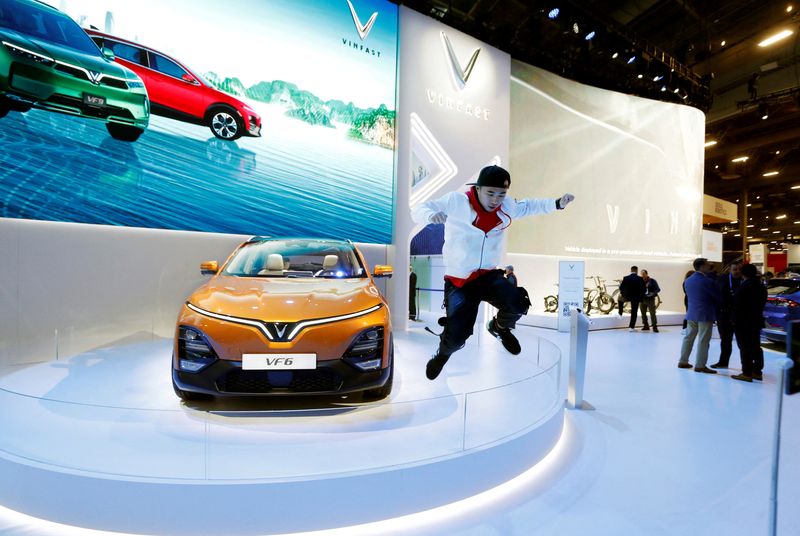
[188,276,384,322]
[2,30,135,78]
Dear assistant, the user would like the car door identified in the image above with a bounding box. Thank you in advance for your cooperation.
[145,51,204,120]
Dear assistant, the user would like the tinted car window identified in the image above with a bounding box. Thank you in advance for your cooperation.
[104,39,145,66]
[224,240,366,278]
[0,0,101,56]
[767,280,800,296]
[149,52,188,79]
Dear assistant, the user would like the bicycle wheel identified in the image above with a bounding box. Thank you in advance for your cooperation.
[544,295,558,313]
[596,293,616,314]
[583,297,592,315]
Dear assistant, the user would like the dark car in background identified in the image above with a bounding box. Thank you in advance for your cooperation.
[0,0,149,141]
[763,278,800,343]
[85,29,261,141]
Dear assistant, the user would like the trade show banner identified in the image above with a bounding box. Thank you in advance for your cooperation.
[702,230,723,263]
[557,260,584,332]
[508,61,705,261]
[391,5,510,325]
[0,0,397,243]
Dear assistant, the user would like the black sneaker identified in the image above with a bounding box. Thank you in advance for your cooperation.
[487,319,521,355]
[426,352,450,380]
[642,326,650,331]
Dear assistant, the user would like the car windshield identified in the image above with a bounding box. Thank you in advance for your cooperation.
[223,240,366,279]
[0,0,101,56]
[768,279,800,296]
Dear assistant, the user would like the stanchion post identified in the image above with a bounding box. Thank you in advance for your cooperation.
[566,308,594,410]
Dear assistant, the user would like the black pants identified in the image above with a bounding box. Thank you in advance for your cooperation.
[640,297,657,328]
[626,300,641,328]
[438,270,525,357]
[735,323,763,376]
[716,314,735,367]
[409,288,417,319]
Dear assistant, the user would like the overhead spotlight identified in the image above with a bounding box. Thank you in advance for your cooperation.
[572,22,580,34]
[721,40,727,47]
[758,102,769,119]
[637,74,643,79]
[704,140,718,147]
[732,156,749,162]
[788,5,794,13]
[585,31,595,40]
[763,171,780,176]
[673,87,680,93]
[661,85,667,92]
[653,75,663,81]
[548,8,560,19]
[627,55,636,64]
[611,52,619,59]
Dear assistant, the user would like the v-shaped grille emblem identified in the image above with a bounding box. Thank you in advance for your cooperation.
[347,0,378,40]
[88,70,102,84]
[441,32,480,90]
[273,323,288,338]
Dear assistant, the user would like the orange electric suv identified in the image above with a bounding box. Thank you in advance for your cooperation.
[172,238,394,401]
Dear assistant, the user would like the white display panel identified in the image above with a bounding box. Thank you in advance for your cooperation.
[508,62,705,260]
[702,230,723,262]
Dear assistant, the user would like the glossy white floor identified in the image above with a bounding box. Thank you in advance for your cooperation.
[0,316,798,536]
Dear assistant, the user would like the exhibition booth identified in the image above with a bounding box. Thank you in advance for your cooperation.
[0,1,707,534]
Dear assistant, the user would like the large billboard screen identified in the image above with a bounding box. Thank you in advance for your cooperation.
[508,61,705,260]
[0,0,397,243]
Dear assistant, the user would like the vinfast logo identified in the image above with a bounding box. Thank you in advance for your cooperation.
[347,0,378,40]
[88,70,101,84]
[342,0,383,58]
[441,31,480,90]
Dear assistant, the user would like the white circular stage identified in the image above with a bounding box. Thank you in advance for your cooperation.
[0,324,564,535]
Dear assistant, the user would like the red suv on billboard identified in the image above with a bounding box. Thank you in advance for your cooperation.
[85,29,261,141]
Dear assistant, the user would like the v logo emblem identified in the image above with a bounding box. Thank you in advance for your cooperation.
[273,323,287,338]
[88,71,101,84]
[441,32,480,90]
[347,0,378,41]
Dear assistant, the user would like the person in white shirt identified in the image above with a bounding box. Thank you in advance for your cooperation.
[411,165,574,379]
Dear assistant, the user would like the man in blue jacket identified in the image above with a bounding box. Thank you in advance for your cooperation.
[678,257,722,373]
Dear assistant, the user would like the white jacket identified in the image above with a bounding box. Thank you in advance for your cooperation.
[411,190,557,279]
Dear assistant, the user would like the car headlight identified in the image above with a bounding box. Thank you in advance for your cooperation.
[342,327,384,371]
[2,41,55,66]
[127,79,145,89]
[177,326,218,372]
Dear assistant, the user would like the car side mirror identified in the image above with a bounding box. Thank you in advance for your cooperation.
[181,73,199,85]
[102,47,115,61]
[200,260,218,275]
[373,265,393,278]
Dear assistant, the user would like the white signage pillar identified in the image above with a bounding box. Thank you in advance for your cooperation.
[557,260,585,332]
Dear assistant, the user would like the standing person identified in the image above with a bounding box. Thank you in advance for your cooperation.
[619,266,645,331]
[710,262,742,369]
[731,264,768,382]
[681,269,694,331]
[639,269,660,332]
[678,258,722,373]
[505,265,518,287]
[411,165,575,380]
[409,265,418,321]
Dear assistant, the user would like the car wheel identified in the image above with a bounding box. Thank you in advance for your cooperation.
[172,377,213,401]
[208,107,243,140]
[363,340,393,401]
[106,123,144,142]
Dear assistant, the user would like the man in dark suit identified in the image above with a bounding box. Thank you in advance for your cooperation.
[619,266,645,331]
[731,264,768,382]
[710,262,742,369]
[678,258,722,373]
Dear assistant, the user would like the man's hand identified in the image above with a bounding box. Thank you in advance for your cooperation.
[430,212,447,224]
[559,193,575,208]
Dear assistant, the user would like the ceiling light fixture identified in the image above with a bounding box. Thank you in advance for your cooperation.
[653,75,663,81]
[721,40,727,46]
[787,5,794,13]
[759,102,769,119]
[715,165,719,169]
[791,185,800,189]
[704,140,717,147]
[747,224,755,227]
[637,74,643,79]
[761,228,769,231]
[585,31,595,40]
[548,8,560,19]
[572,23,580,34]
[627,55,636,64]
[763,171,780,176]
[732,156,749,162]
[612,52,619,59]
[660,85,666,92]
[758,29,794,47]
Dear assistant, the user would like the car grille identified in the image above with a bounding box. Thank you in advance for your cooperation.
[54,63,129,89]
[218,369,342,394]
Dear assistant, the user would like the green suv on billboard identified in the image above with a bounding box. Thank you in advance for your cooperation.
[0,0,149,141]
